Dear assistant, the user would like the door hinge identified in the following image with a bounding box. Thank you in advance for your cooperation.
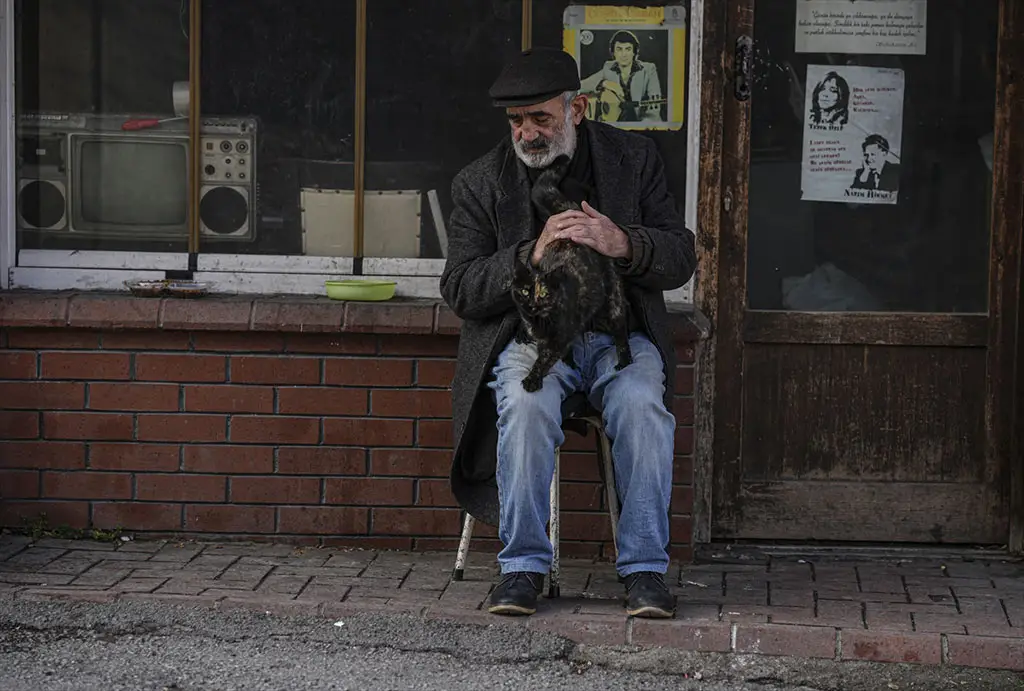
[734,35,753,102]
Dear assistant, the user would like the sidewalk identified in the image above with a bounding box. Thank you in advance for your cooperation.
[1,534,1021,672]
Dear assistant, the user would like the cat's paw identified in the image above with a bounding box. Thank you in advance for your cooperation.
[521,375,542,393]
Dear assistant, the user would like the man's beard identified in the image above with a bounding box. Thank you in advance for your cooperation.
[513,109,578,169]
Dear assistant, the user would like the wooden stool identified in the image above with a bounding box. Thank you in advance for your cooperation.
[452,392,619,599]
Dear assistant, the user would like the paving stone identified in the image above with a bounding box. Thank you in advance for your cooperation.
[360,566,411,580]
[37,556,103,576]
[4,548,66,569]
[735,623,837,659]
[200,542,293,557]
[769,588,814,607]
[0,536,33,560]
[0,572,75,585]
[110,577,168,594]
[270,566,363,578]
[675,603,721,622]
[73,550,154,562]
[816,599,864,627]
[946,634,1024,671]
[256,575,310,596]
[297,585,352,602]
[912,612,967,634]
[323,554,377,569]
[528,613,627,647]
[840,630,941,665]
[401,570,453,590]
[631,620,731,652]
[37,539,118,551]
[217,564,274,583]
[184,555,241,570]
[149,544,204,562]
[763,606,818,626]
[70,568,132,588]
[346,587,442,604]
[115,540,168,553]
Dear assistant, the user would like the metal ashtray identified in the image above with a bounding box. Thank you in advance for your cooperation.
[165,280,211,298]
[124,279,168,298]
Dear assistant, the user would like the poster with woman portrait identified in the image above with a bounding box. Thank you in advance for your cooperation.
[800,65,906,205]
[562,5,688,131]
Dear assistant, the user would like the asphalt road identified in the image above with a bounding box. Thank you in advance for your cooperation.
[0,597,1021,690]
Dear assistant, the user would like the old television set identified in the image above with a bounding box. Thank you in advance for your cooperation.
[16,113,258,243]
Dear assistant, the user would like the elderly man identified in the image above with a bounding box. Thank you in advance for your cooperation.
[440,47,695,618]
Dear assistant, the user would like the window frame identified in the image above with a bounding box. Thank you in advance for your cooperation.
[0,0,698,304]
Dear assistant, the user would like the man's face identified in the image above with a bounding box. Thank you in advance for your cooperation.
[506,93,586,168]
[863,144,885,171]
[613,41,635,70]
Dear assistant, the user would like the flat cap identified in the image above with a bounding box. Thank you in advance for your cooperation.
[488,47,581,107]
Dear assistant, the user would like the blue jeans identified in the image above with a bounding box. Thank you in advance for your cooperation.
[486,331,676,578]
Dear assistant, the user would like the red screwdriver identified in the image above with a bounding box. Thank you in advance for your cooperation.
[121,116,186,131]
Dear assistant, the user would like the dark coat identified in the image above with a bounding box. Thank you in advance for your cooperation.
[439,119,697,527]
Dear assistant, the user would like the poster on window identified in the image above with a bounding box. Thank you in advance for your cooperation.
[800,65,905,205]
[562,5,687,131]
[795,0,927,55]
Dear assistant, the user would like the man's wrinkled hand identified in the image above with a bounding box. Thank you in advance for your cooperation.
[553,201,632,260]
[531,209,587,265]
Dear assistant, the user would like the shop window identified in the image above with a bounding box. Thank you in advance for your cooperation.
[746,2,997,314]
[13,0,191,255]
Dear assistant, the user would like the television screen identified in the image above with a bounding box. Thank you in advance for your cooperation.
[77,139,187,227]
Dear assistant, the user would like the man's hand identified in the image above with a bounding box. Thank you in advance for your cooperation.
[554,201,632,260]
[531,210,582,265]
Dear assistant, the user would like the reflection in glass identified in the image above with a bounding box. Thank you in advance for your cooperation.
[747,3,997,314]
[14,0,191,253]
[364,1,522,259]
[199,0,357,256]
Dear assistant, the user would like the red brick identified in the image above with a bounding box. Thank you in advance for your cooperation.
[434,305,461,335]
[284,334,377,355]
[371,507,459,535]
[101,331,191,351]
[136,474,226,502]
[89,443,179,471]
[277,447,365,475]
[946,635,1024,671]
[673,455,694,482]
[6,330,98,349]
[323,359,413,387]
[67,295,160,329]
[89,383,179,412]
[343,302,433,334]
[378,335,458,357]
[528,615,627,646]
[676,343,696,364]
[0,469,39,498]
[230,416,319,445]
[193,332,285,352]
[671,515,692,538]
[735,624,836,659]
[673,397,694,425]
[558,452,602,481]
[561,482,603,511]
[0,352,38,379]
[278,387,367,416]
[43,412,132,441]
[323,418,413,446]
[230,356,320,385]
[671,485,694,513]
[0,382,84,409]
[0,295,67,327]
[416,420,452,448]
[185,504,275,533]
[184,385,273,413]
[251,300,346,332]
[278,506,368,535]
[370,390,452,418]
[93,502,182,531]
[183,445,274,474]
[325,478,413,505]
[40,352,130,381]
[416,478,456,507]
[561,512,613,541]
[135,354,226,383]
[417,360,456,388]
[161,298,252,331]
[0,441,85,469]
[840,630,941,664]
[42,471,132,499]
[0,500,89,528]
[230,476,320,504]
[631,621,732,652]
[675,366,695,395]
[137,415,226,443]
[370,449,449,476]
[674,426,693,454]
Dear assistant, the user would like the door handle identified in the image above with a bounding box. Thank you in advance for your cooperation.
[734,35,753,102]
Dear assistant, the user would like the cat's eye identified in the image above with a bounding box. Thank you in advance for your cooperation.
[536,285,548,298]
[520,288,530,295]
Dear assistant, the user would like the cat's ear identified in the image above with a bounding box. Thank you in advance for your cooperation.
[513,258,532,282]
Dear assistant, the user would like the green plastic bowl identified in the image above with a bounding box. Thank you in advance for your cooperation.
[324,279,397,301]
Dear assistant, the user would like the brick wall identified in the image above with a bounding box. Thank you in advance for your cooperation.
[0,293,700,561]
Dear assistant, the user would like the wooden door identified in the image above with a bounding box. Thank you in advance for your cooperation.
[703,0,1024,544]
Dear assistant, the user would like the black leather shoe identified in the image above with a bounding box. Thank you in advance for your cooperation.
[623,572,675,618]
[487,571,545,615]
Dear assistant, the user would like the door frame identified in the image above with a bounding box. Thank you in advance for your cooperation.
[692,0,1024,552]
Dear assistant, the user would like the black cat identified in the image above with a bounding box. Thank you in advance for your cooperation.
[510,154,632,393]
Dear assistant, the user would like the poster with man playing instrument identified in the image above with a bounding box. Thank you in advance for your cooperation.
[562,5,687,131]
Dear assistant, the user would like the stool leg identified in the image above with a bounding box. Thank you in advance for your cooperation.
[452,511,474,581]
[596,428,620,558]
[548,446,561,598]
